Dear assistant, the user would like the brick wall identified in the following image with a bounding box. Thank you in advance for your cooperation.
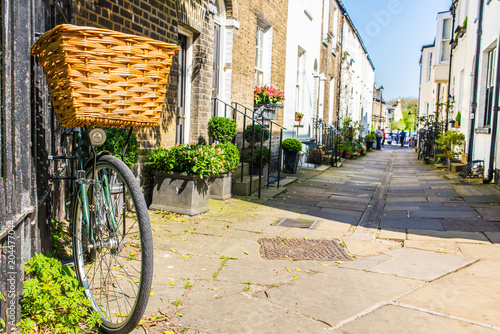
[320,0,342,125]
[229,0,288,126]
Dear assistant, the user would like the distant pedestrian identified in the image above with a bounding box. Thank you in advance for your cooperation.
[399,130,406,147]
[387,133,392,145]
[382,130,386,147]
[375,126,383,150]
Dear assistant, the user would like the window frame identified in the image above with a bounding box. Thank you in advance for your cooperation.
[484,47,497,126]
[426,52,433,83]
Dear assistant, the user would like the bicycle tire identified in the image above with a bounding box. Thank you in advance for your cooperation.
[72,155,153,333]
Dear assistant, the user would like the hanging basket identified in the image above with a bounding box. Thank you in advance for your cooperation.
[31,24,180,128]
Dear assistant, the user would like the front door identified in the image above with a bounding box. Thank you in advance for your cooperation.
[176,34,187,144]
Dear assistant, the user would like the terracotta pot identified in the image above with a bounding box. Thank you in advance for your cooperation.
[295,116,303,122]
[344,151,352,159]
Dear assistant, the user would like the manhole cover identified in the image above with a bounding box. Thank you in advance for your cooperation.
[274,218,320,229]
[258,238,352,261]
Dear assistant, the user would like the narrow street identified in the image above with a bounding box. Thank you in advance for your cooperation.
[139,147,500,333]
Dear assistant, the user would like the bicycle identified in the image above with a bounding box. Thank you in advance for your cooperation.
[49,127,152,333]
[32,24,179,333]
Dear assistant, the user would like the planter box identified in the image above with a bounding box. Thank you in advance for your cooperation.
[283,151,300,174]
[209,172,233,200]
[365,140,375,150]
[254,103,280,120]
[150,172,210,216]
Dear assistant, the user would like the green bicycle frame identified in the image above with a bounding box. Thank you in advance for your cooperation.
[76,129,119,241]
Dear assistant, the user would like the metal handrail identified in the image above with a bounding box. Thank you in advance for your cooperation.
[231,102,287,131]
[232,102,286,189]
[213,98,269,198]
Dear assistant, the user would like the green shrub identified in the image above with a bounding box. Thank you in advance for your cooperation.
[244,146,271,165]
[365,134,375,141]
[244,124,270,143]
[215,142,240,173]
[208,117,237,143]
[281,138,302,153]
[435,130,465,163]
[19,253,101,333]
[96,128,139,167]
[147,144,225,178]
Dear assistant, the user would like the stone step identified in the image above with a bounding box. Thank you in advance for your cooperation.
[451,162,466,173]
[233,163,250,179]
[232,175,266,196]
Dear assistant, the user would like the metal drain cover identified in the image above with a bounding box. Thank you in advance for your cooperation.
[275,218,320,229]
[258,238,352,261]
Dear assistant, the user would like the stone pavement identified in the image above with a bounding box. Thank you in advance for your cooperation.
[134,144,500,333]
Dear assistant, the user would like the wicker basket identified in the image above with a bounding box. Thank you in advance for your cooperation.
[31,24,180,128]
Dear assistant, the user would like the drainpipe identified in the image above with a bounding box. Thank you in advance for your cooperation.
[467,0,485,162]
[483,32,500,184]
[446,2,457,131]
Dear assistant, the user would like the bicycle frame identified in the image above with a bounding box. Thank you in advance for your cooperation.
[51,127,121,246]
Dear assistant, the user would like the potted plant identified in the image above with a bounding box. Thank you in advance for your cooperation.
[147,144,224,215]
[207,116,237,143]
[254,85,284,120]
[455,111,461,128]
[244,124,270,144]
[435,130,465,170]
[281,138,302,174]
[244,145,272,178]
[210,142,240,200]
[206,117,239,200]
[294,112,304,122]
[364,133,376,150]
[341,142,352,159]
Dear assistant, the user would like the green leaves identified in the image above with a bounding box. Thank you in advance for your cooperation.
[95,128,139,167]
[208,117,237,143]
[147,144,226,178]
[215,142,240,173]
[19,253,102,333]
[281,138,302,153]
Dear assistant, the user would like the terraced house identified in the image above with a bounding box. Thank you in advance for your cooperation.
[0,0,376,328]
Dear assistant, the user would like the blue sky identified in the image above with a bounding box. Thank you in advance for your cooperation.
[342,0,451,101]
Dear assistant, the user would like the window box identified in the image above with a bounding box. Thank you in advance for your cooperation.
[254,103,280,120]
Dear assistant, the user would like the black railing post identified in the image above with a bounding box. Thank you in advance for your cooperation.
[241,113,246,182]
[258,129,264,199]
[249,121,256,195]
[267,122,272,188]
[278,128,283,188]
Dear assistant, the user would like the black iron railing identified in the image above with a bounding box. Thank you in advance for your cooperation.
[232,102,287,189]
[212,98,270,198]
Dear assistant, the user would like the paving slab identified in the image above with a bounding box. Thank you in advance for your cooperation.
[398,272,500,328]
[485,231,500,243]
[406,230,490,244]
[333,304,499,334]
[256,269,422,327]
[343,239,395,257]
[170,293,328,333]
[380,218,444,231]
[338,254,390,270]
[363,248,476,281]
[441,219,500,232]
[403,240,459,254]
[473,205,500,221]
[378,229,407,241]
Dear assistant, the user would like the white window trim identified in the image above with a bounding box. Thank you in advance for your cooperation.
[177,26,193,144]
[255,15,273,87]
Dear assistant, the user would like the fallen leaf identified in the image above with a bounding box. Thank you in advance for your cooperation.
[169,281,175,286]
[285,267,291,272]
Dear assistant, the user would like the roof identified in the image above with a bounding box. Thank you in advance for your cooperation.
[336,0,375,71]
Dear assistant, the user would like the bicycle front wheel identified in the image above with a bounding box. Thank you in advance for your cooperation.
[72,155,153,333]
